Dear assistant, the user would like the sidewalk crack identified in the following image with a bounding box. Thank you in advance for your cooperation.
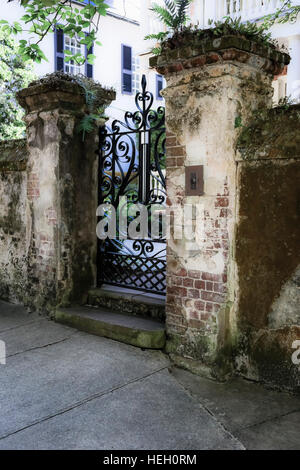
[0,366,168,442]
[0,318,46,334]
[5,331,81,359]
[171,370,246,450]
[241,408,300,430]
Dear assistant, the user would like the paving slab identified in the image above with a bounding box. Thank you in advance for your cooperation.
[0,304,168,439]
[0,369,243,450]
[1,300,298,450]
[0,301,40,332]
[171,368,300,450]
[235,411,300,450]
[0,317,77,358]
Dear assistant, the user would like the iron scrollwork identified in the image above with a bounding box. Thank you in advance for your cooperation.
[97,75,167,295]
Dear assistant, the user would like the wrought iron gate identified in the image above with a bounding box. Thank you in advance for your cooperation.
[97,75,166,295]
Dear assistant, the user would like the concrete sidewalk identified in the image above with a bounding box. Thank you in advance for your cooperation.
[0,300,299,450]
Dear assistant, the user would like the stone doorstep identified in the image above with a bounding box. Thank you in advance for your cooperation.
[55,306,166,350]
[87,286,166,322]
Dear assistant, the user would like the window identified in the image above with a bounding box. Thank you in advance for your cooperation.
[122,44,132,94]
[121,45,140,95]
[64,36,85,75]
[156,74,164,100]
[55,29,93,78]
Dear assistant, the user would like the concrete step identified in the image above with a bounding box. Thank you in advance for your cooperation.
[55,306,166,350]
[87,285,166,322]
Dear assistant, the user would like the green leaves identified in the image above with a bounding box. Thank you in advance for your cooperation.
[150,0,192,31]
[0,31,36,140]
[18,42,48,63]
[146,0,192,54]
[151,3,175,29]
[234,116,243,129]
[144,32,169,41]
[262,0,300,28]
[1,0,110,64]
[211,16,273,46]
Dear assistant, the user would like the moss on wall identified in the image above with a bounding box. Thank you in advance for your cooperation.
[0,140,28,303]
[237,104,300,160]
[235,105,300,391]
[236,159,300,329]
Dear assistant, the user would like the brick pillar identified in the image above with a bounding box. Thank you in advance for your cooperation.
[150,36,289,379]
[17,73,115,312]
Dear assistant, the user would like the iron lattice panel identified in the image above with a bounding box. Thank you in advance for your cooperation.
[99,247,167,294]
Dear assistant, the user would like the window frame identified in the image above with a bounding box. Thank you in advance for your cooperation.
[121,43,133,95]
[54,26,93,78]
[156,74,164,100]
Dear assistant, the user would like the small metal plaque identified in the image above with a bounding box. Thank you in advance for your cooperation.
[185,166,204,196]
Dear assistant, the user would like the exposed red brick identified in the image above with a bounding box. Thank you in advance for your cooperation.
[176,157,185,167]
[166,295,176,305]
[206,281,213,291]
[202,272,224,282]
[194,280,205,290]
[215,197,229,208]
[167,146,185,157]
[194,300,205,311]
[166,136,177,147]
[166,131,176,137]
[172,276,183,286]
[173,267,187,277]
[187,288,200,299]
[201,291,225,303]
[166,157,177,167]
[183,278,194,288]
[205,302,214,312]
[220,208,230,218]
[188,270,201,279]
[190,55,207,68]
[168,286,187,297]
[189,310,200,320]
[206,52,221,64]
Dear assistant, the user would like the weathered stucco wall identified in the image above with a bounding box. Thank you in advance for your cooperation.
[0,139,29,303]
[16,74,115,313]
[0,74,115,313]
[236,105,300,391]
[150,34,298,389]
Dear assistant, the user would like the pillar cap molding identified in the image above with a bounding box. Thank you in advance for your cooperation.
[17,72,116,115]
[150,34,290,77]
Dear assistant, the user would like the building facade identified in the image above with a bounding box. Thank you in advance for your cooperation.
[0,0,165,121]
[142,0,300,104]
[189,0,300,103]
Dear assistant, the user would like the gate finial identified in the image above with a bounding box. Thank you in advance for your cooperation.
[141,74,147,93]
